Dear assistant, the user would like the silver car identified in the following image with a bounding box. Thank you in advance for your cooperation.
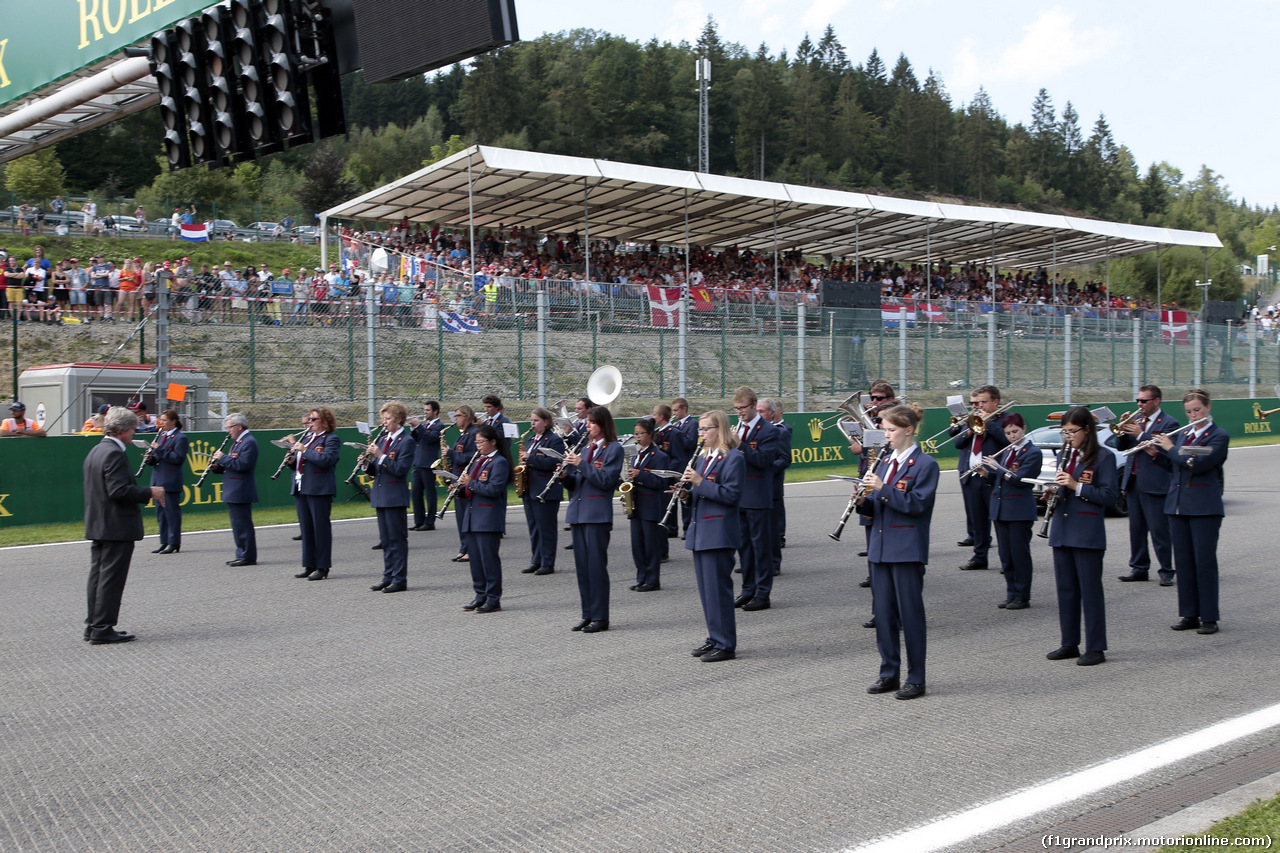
[1025,424,1129,517]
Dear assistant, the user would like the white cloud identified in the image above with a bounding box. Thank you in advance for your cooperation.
[803,0,852,33]
[658,0,708,45]
[951,7,1120,91]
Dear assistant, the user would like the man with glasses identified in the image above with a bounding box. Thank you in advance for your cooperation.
[1115,385,1179,586]
[729,386,781,612]
[950,385,1009,571]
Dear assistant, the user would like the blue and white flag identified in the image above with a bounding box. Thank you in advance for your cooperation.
[441,311,481,334]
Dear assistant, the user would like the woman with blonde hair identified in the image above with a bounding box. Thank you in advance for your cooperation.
[684,410,744,662]
[117,258,141,319]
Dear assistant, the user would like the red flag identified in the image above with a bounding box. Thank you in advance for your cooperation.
[1160,310,1189,345]
[691,286,715,312]
[647,285,682,328]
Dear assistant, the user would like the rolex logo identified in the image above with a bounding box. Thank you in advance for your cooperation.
[808,417,824,442]
[188,440,219,475]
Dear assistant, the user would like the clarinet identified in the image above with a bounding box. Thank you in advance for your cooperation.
[438,450,481,519]
[537,430,590,502]
[193,434,232,488]
[660,436,706,527]
[1036,438,1070,539]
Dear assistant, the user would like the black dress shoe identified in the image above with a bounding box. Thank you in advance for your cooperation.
[743,597,770,611]
[628,584,640,591]
[534,566,555,575]
[571,618,590,631]
[1046,645,1080,660]
[450,554,467,562]
[226,559,256,567]
[159,545,180,554]
[960,559,988,570]
[522,564,540,574]
[1118,572,1149,582]
[381,583,407,593]
[733,594,752,608]
[779,537,785,548]
[85,627,131,642]
[582,620,609,633]
[1159,576,1175,587]
[1077,651,1106,666]
[661,557,670,563]
[700,647,735,662]
[1005,600,1029,610]
[292,534,303,541]
[867,676,900,694]
[420,524,435,531]
[635,583,661,592]
[372,543,384,550]
[733,566,742,574]
[89,630,136,645]
[564,543,573,549]
[895,682,926,699]
[295,567,317,578]
[1197,621,1219,635]
[462,598,484,611]
[370,581,390,591]
[859,576,871,588]
[151,545,168,554]
[83,626,92,641]
[857,550,868,557]
[307,568,329,581]
[475,602,501,613]
[998,598,1011,608]
[691,641,715,657]
[958,537,974,547]
[563,525,571,531]
[1171,616,1201,631]
[862,617,876,628]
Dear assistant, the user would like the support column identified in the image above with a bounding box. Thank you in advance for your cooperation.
[1064,315,1073,404]
[537,288,548,406]
[899,307,908,395]
[987,311,996,387]
[797,303,807,412]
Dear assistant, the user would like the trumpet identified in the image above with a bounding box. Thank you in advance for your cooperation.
[967,400,1018,435]
[660,437,706,527]
[438,450,480,519]
[1119,418,1207,457]
[538,430,590,502]
[1109,410,1138,434]
[830,442,888,541]
[193,434,232,488]
[344,425,384,486]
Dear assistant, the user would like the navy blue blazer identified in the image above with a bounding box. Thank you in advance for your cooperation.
[627,446,672,523]
[655,423,689,469]
[989,440,1042,522]
[1115,409,1180,494]
[290,431,341,496]
[524,430,566,502]
[953,413,1010,474]
[366,428,413,508]
[410,418,445,468]
[564,439,623,525]
[448,426,477,474]
[685,449,744,552]
[220,431,259,504]
[734,417,780,509]
[674,416,698,462]
[1153,423,1229,516]
[772,420,792,498]
[1047,450,1118,549]
[148,429,188,491]
[462,452,509,533]
[858,446,939,565]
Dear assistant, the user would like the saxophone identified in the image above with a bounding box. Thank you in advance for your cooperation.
[513,428,533,498]
[619,455,638,517]
[432,421,450,486]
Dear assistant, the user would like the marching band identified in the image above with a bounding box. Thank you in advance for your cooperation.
[115,372,1238,694]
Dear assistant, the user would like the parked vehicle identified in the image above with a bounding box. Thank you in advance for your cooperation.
[1026,423,1128,517]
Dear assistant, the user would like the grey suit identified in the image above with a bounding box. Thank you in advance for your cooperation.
[83,437,154,635]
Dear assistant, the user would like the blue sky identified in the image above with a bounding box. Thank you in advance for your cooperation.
[512,0,1280,209]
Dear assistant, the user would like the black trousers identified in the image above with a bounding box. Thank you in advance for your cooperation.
[411,466,438,527]
[87,540,134,630]
[295,493,333,569]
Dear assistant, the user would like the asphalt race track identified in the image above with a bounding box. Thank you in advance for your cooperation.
[2,446,1278,852]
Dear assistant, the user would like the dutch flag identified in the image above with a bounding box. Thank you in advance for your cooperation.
[181,223,210,242]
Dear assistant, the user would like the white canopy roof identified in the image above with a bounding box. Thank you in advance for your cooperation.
[323,145,1223,268]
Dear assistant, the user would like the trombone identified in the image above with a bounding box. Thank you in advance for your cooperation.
[966,400,1018,435]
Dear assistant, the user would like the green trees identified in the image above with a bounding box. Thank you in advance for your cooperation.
[3,147,66,200]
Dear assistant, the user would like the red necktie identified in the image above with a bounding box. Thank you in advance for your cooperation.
[884,458,899,485]
[1064,449,1078,477]
[583,443,595,467]
[973,432,983,455]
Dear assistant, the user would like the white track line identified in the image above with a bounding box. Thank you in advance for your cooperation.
[844,702,1280,852]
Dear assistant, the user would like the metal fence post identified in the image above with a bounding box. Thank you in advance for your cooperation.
[1063,315,1072,404]
[658,329,665,399]
[1249,320,1258,398]
[777,321,784,398]
[898,307,908,395]
[517,314,524,400]
[436,314,445,400]
[366,271,376,423]
[537,288,547,406]
[797,303,806,412]
[1132,317,1140,398]
[986,311,996,386]
[1193,318,1203,387]
[720,315,727,396]
[678,289,688,397]
[249,308,256,403]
